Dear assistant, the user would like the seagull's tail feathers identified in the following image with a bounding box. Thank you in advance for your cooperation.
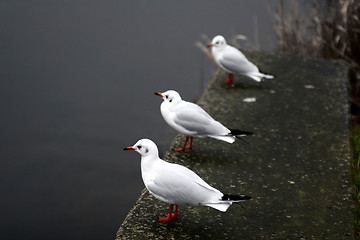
[208,130,253,144]
[247,72,274,82]
[247,74,262,82]
[209,135,236,143]
[260,73,274,79]
[203,194,251,212]
[203,203,231,212]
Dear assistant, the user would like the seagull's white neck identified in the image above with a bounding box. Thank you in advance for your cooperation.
[140,154,162,185]
[140,153,160,164]
[212,45,226,55]
[140,154,160,170]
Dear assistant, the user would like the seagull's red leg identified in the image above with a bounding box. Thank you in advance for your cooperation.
[158,204,178,222]
[223,73,233,84]
[174,205,178,217]
[174,136,189,152]
[185,137,193,149]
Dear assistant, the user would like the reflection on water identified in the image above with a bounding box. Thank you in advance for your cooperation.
[0,1,277,239]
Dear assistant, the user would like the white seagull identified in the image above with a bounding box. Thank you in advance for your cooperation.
[123,138,251,222]
[155,90,253,152]
[208,35,274,84]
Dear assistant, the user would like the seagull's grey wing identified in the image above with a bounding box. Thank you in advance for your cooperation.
[173,104,221,135]
[146,163,222,205]
[219,46,259,74]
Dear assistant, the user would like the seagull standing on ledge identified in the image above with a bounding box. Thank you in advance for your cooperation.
[208,35,273,84]
[154,90,253,152]
[123,139,251,222]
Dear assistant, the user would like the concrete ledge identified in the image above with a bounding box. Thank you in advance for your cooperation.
[116,52,353,239]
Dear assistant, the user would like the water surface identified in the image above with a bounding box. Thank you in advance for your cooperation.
[0,1,277,239]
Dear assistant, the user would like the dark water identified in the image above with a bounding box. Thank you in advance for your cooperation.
[0,1,277,239]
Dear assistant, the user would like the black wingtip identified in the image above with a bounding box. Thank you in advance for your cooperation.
[229,129,254,136]
[242,195,252,200]
[222,194,252,201]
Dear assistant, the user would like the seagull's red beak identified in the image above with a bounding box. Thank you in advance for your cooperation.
[123,146,135,151]
[154,92,163,98]
[207,43,213,48]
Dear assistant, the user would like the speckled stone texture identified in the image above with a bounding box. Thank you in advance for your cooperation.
[116,52,353,239]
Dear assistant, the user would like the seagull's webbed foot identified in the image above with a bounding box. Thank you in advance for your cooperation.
[158,213,177,222]
[223,78,232,84]
[158,205,178,222]
[173,145,192,152]
[223,73,234,84]
[173,137,193,152]
[173,147,186,152]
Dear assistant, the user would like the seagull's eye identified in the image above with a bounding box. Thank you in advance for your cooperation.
[137,145,142,149]
[165,95,169,99]
[216,41,219,44]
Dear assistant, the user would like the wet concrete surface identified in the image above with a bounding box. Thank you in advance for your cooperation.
[116,52,353,239]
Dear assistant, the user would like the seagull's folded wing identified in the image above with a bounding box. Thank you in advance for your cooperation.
[174,112,212,135]
[173,103,229,136]
[220,46,259,74]
[173,103,213,133]
[146,163,222,206]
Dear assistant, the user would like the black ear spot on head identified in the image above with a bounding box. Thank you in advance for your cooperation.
[169,100,172,103]
[145,148,149,153]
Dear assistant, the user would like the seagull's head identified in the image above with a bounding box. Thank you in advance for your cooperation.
[123,138,159,157]
[154,90,182,104]
[208,35,227,49]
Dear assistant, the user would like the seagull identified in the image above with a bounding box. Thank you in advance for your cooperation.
[208,35,273,84]
[154,90,253,152]
[123,138,251,222]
